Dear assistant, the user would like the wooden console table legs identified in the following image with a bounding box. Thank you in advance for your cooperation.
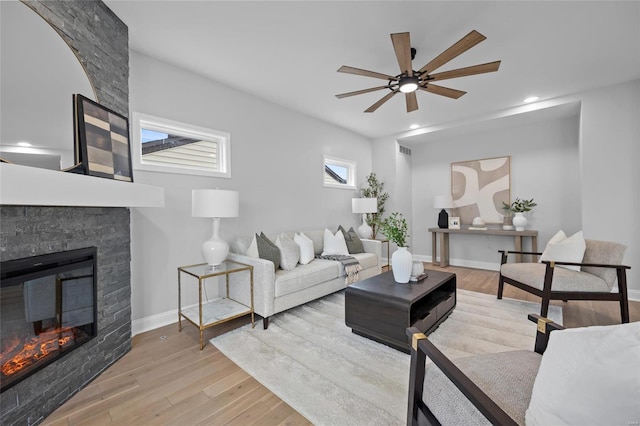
[432,232,450,267]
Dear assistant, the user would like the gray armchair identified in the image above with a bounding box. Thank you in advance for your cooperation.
[498,239,630,323]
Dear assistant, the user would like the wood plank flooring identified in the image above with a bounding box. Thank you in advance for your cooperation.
[43,265,640,425]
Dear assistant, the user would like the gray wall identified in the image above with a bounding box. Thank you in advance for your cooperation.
[129,52,374,332]
[411,114,581,267]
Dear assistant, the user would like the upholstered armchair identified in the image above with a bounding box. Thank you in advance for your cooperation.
[498,238,630,323]
[406,318,640,425]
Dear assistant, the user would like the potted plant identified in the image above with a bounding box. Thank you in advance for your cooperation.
[502,198,537,231]
[379,212,412,283]
[360,173,389,239]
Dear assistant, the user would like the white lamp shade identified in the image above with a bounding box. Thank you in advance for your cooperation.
[192,189,239,218]
[352,198,378,214]
[433,194,453,210]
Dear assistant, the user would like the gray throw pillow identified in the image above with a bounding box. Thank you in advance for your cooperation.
[256,232,280,270]
[339,225,365,254]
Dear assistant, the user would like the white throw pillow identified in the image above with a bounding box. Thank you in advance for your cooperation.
[245,234,259,258]
[275,234,300,271]
[294,232,315,265]
[540,230,586,271]
[321,228,349,256]
[525,321,640,426]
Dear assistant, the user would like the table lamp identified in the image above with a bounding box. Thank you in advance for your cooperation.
[433,195,453,229]
[192,189,239,266]
[352,197,377,239]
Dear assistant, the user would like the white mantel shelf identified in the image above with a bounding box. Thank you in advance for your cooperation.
[0,163,165,208]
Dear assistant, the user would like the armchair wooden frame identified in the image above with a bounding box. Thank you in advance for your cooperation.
[406,314,564,426]
[498,250,631,323]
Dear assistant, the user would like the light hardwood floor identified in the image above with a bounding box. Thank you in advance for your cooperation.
[43,265,639,425]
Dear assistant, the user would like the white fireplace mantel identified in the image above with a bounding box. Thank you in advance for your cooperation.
[0,163,164,208]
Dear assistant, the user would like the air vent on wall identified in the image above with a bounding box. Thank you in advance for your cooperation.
[399,145,412,156]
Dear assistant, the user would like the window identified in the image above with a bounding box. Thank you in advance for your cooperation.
[132,112,231,178]
[323,155,356,189]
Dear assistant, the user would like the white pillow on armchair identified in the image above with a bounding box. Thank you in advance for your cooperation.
[539,230,586,271]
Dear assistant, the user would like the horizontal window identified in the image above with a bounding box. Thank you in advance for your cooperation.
[323,155,356,190]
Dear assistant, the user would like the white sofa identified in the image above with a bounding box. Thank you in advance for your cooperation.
[227,230,382,329]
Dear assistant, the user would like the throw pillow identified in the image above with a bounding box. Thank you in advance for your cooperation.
[321,228,349,256]
[338,225,365,254]
[275,234,300,271]
[245,234,259,258]
[540,230,586,271]
[256,233,280,270]
[294,232,315,265]
[525,321,640,425]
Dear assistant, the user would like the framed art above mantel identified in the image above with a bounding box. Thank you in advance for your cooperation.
[451,156,510,225]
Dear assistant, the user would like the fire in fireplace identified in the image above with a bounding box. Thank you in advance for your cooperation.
[1,247,97,393]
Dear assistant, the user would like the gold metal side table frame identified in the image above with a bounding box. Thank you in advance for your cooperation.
[178,260,254,350]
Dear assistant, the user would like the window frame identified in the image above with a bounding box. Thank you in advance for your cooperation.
[131,112,231,178]
[323,155,357,190]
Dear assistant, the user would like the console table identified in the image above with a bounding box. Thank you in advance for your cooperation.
[429,227,538,267]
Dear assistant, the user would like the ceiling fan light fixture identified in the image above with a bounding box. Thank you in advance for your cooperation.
[399,76,419,93]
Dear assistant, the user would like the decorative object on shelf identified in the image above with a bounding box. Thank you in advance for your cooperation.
[192,189,239,266]
[380,212,411,283]
[451,156,510,225]
[73,94,133,182]
[448,217,460,229]
[502,197,537,231]
[360,173,389,238]
[352,197,378,239]
[433,194,453,229]
[411,260,425,278]
[503,214,514,231]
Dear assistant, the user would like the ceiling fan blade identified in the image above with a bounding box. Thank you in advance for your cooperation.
[428,61,501,81]
[337,65,397,81]
[365,90,398,113]
[406,92,418,112]
[420,84,466,99]
[391,32,413,76]
[335,86,391,99]
[418,30,487,75]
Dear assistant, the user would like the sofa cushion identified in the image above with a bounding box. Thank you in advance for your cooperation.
[339,225,365,254]
[257,233,280,270]
[423,350,542,426]
[539,230,586,271]
[294,232,315,265]
[275,234,300,271]
[501,262,609,293]
[274,259,341,298]
[526,322,640,426]
[303,230,325,255]
[321,228,349,256]
[351,252,378,271]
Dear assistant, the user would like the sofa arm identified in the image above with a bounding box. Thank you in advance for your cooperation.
[227,253,276,319]
[361,239,382,273]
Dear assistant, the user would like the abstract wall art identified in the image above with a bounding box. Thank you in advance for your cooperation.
[451,156,510,224]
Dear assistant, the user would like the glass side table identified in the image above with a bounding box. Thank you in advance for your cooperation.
[178,260,254,349]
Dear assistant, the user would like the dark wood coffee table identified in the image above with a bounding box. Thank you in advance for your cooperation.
[345,270,456,353]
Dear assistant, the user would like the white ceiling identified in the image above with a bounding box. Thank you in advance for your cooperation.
[105,1,640,142]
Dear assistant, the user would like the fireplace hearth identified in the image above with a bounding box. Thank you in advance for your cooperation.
[1,247,97,393]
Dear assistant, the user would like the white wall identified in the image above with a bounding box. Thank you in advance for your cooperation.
[410,114,581,268]
[129,52,373,333]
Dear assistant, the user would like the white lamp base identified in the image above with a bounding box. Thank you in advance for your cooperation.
[201,217,228,266]
[357,213,373,239]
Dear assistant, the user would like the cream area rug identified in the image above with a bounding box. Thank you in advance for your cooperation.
[211,289,562,426]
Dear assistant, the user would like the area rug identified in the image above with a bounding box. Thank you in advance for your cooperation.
[211,289,562,426]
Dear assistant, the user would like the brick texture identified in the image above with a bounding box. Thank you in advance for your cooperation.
[0,1,130,424]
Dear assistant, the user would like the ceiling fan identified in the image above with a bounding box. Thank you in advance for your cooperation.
[335,30,501,113]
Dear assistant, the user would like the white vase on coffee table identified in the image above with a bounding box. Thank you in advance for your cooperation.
[391,247,412,283]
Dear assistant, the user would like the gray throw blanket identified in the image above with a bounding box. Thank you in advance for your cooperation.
[316,254,363,284]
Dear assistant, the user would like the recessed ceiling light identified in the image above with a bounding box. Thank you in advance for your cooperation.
[523,96,540,103]
[17,142,32,147]
[409,124,420,130]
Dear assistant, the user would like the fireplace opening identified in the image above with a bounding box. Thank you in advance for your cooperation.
[1,247,97,393]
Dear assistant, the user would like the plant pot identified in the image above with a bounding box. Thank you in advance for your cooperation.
[512,212,527,231]
[391,247,413,283]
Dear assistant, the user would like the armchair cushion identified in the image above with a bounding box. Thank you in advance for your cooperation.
[501,263,609,293]
[582,239,627,287]
[525,321,640,426]
[539,230,585,271]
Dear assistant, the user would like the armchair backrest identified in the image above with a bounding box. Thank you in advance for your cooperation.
[581,239,626,289]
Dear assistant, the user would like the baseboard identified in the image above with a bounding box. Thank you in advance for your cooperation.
[628,289,640,302]
[411,254,500,272]
[132,301,200,337]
